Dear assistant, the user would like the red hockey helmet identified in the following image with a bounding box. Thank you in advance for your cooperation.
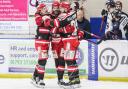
[52,1,60,8]
[37,3,46,11]
[60,1,70,11]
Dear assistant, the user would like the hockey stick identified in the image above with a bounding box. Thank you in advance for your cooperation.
[83,39,103,45]
[100,16,105,32]
[83,30,101,39]
[84,30,122,45]
[89,30,122,44]
[80,30,105,45]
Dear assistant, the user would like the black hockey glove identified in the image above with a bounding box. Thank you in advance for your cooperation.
[101,9,108,16]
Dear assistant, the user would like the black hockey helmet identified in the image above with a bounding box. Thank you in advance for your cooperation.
[105,0,115,7]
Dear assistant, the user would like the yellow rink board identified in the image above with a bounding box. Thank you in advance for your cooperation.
[99,77,128,82]
[0,74,87,79]
[0,74,128,82]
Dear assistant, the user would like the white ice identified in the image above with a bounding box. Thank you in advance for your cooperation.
[0,78,128,89]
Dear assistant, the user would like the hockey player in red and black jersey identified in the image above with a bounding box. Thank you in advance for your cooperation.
[50,1,67,86]
[32,3,51,88]
[52,1,84,88]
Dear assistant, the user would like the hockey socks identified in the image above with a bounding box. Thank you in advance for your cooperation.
[56,58,65,80]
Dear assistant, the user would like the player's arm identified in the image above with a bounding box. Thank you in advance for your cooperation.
[50,11,77,28]
[35,14,43,26]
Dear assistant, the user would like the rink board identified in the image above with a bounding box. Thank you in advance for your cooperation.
[0,39,88,78]
[88,40,128,82]
[0,39,128,82]
[98,40,128,82]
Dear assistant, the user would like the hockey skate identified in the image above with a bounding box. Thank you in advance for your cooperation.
[61,78,81,89]
[31,76,45,88]
[69,78,81,88]
[58,79,68,88]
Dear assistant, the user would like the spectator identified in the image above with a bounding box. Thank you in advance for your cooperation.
[77,9,91,39]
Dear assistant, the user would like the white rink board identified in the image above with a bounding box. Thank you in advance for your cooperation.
[0,39,88,75]
[98,40,128,77]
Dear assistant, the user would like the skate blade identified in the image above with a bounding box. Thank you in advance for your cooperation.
[58,84,63,88]
[72,84,81,88]
[61,85,74,89]
[31,80,45,89]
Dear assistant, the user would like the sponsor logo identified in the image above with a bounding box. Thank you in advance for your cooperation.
[121,56,128,65]
[88,40,98,80]
[76,47,84,65]
[99,48,119,72]
[0,55,5,64]
[37,0,53,3]
[89,43,97,75]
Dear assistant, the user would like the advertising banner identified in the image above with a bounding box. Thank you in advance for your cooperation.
[88,40,128,81]
[98,40,128,77]
[0,39,88,76]
[76,40,88,75]
[0,0,29,34]
[88,39,98,80]
[0,40,9,73]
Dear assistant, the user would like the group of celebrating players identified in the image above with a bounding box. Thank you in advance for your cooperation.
[32,0,84,89]
[31,0,128,88]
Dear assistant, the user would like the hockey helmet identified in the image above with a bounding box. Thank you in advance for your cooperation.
[106,0,115,7]
[37,3,46,11]
[52,1,60,8]
[60,1,70,11]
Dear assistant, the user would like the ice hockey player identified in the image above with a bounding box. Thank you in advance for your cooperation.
[115,1,128,40]
[50,1,67,87]
[32,3,51,88]
[101,0,118,39]
[52,1,84,88]
[111,14,122,39]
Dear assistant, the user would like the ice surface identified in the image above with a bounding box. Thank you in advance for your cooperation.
[0,78,128,89]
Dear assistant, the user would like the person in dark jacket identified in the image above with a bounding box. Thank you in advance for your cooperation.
[77,9,91,39]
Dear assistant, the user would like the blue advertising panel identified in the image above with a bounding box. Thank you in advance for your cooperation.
[88,39,98,80]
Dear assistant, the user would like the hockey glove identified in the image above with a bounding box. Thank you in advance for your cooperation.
[101,9,108,16]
